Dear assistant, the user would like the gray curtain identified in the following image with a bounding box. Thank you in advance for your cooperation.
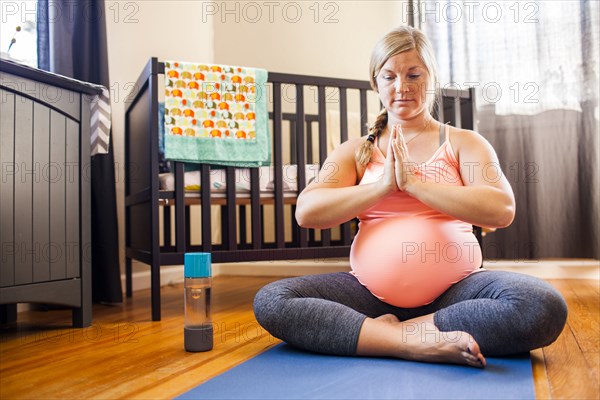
[417,0,599,259]
[477,106,596,258]
[37,0,123,302]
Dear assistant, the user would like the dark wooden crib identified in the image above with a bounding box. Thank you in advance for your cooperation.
[124,57,481,320]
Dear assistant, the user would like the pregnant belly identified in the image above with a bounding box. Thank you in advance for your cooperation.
[350,217,482,308]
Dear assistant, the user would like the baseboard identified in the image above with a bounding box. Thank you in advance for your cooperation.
[482,259,599,280]
[123,259,599,293]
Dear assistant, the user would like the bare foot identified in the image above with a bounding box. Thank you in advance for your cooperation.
[356,317,486,368]
[399,321,486,368]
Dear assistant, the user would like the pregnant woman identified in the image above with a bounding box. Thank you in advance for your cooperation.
[253,26,567,368]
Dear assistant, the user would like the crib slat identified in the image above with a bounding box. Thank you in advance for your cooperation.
[163,206,171,249]
[272,83,285,249]
[290,120,296,165]
[317,86,327,166]
[317,86,331,247]
[306,121,313,164]
[185,206,191,249]
[225,167,237,251]
[174,162,185,252]
[239,204,247,245]
[200,164,212,252]
[359,89,368,137]
[250,168,261,249]
[295,84,308,248]
[339,88,348,142]
[338,88,352,245]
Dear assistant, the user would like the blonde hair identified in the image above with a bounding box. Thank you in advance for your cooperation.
[356,26,440,166]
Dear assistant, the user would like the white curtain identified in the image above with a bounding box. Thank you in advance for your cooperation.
[416,0,599,259]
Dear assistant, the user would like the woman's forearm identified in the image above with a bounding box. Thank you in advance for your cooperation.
[295,182,390,229]
[406,181,515,228]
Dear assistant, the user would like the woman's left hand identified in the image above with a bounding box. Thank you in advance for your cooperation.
[391,125,420,192]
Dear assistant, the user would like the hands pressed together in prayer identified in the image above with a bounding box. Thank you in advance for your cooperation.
[380,125,420,194]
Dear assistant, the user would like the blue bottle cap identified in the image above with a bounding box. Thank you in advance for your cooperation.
[184,253,212,278]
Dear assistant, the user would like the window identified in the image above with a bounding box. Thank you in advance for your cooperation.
[1,0,38,67]
[419,0,599,116]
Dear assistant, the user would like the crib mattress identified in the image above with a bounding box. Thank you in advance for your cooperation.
[159,164,320,198]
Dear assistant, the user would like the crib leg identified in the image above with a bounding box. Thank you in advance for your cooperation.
[151,257,161,321]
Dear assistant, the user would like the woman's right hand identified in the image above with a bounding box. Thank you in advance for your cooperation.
[378,128,400,195]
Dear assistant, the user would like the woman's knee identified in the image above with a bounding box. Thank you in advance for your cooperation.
[253,278,298,330]
[529,281,568,345]
[512,277,568,349]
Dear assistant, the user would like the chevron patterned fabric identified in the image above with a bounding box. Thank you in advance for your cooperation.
[90,87,111,155]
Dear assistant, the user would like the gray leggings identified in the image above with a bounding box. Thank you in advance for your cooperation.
[253,270,567,357]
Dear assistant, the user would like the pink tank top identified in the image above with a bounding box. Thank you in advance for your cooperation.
[349,124,482,308]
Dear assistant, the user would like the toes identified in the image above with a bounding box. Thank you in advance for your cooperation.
[462,351,485,368]
[466,340,481,357]
[465,339,486,368]
[461,351,478,363]
[477,354,487,367]
[468,358,486,368]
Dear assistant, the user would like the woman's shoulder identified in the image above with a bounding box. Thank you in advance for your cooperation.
[327,136,369,181]
[446,125,497,163]
[337,136,368,151]
[449,125,489,151]
[329,136,367,161]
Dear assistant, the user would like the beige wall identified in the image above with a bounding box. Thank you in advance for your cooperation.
[213,1,404,80]
[106,0,408,274]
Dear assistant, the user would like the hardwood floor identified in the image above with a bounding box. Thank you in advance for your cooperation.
[1,276,598,399]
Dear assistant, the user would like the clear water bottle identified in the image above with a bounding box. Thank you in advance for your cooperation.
[184,253,213,352]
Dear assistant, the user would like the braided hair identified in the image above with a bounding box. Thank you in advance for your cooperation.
[355,108,388,166]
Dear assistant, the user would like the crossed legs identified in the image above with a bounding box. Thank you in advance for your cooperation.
[253,270,567,367]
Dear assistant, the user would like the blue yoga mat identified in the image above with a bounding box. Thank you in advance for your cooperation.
[177,343,534,399]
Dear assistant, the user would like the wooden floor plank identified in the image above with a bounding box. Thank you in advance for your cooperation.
[543,280,600,400]
[1,276,598,399]
[531,348,551,399]
[543,324,599,400]
[584,352,600,389]
[551,279,600,382]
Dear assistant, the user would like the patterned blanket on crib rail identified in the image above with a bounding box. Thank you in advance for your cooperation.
[163,61,270,167]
